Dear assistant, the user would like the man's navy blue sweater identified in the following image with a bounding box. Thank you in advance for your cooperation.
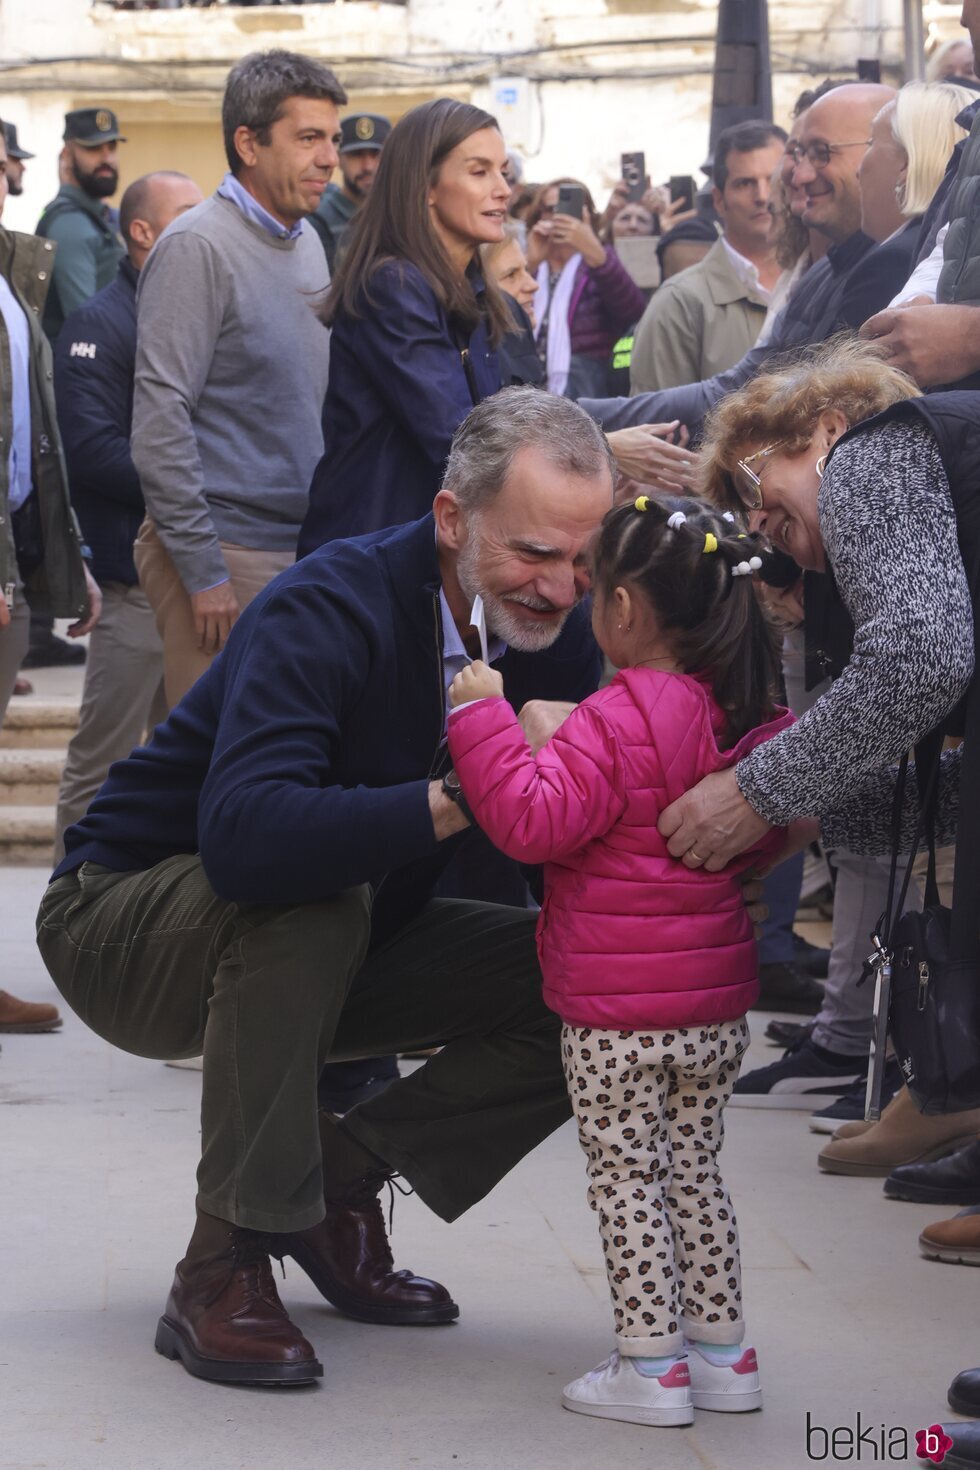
[53,258,145,586]
[56,513,601,943]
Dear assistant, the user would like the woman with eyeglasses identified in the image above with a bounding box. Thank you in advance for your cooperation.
[658,333,971,876]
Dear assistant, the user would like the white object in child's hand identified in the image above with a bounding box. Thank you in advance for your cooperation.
[469,595,489,664]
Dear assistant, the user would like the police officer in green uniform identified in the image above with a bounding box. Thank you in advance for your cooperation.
[36,108,126,342]
[307,111,390,273]
[3,122,34,198]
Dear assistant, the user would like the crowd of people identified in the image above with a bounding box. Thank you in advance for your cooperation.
[1,19,980,1457]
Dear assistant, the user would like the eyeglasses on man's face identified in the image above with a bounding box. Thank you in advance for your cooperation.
[785,139,870,169]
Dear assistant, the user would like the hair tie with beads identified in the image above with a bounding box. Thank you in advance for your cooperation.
[722,512,736,523]
[703,532,718,554]
[667,511,687,530]
[634,495,650,512]
[732,557,764,578]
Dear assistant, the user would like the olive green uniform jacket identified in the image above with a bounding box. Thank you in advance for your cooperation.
[0,225,89,619]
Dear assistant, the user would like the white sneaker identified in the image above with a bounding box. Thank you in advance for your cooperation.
[686,1343,762,1412]
[561,1350,693,1427]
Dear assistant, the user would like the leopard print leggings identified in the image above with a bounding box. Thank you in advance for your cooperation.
[562,1018,750,1358]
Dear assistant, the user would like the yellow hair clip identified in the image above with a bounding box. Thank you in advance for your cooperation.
[703,532,718,554]
[634,495,650,512]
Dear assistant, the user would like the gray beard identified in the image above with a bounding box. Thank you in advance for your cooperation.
[455,535,571,654]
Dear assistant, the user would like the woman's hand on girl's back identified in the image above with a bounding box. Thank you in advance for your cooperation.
[608,423,699,495]
[659,766,772,870]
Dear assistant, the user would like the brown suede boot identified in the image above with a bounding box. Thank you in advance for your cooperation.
[919,1206,980,1266]
[818,1087,980,1177]
[281,1112,459,1326]
[155,1208,323,1385]
[0,989,61,1033]
[831,1119,874,1142]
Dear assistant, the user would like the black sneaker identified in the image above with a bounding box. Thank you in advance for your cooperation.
[753,961,824,1016]
[764,1019,814,1049]
[808,1059,901,1134]
[730,1037,868,1109]
[792,932,830,978]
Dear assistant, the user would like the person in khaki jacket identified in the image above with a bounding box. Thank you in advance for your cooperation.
[630,121,787,393]
[0,117,100,1038]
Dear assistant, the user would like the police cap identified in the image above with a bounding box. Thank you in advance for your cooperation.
[63,108,127,146]
[3,122,34,161]
[339,114,391,154]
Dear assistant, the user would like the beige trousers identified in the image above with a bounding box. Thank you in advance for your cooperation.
[134,520,294,708]
[52,581,167,863]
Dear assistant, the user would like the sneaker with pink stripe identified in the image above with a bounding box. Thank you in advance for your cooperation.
[687,1344,763,1413]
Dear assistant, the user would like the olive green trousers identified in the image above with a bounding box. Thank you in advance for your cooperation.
[37,856,569,1233]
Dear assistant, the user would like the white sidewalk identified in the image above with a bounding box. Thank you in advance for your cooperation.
[2,864,974,1470]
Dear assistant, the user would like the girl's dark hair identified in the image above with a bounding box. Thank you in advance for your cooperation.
[594,494,781,747]
[322,98,513,348]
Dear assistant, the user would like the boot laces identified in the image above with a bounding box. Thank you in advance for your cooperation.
[230,1229,288,1289]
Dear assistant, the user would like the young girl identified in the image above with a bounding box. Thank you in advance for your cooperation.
[447,494,793,1428]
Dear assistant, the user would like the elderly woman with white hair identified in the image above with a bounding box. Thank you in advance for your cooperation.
[857,79,976,247]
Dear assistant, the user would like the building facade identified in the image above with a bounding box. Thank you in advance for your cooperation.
[0,0,965,233]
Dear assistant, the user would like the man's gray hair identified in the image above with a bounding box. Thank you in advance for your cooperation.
[222,50,348,175]
[442,387,616,512]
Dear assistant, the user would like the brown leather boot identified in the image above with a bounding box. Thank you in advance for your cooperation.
[0,989,61,1033]
[155,1208,323,1385]
[281,1113,459,1326]
[919,1206,980,1266]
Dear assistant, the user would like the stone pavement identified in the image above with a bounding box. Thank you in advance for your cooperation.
[1,864,975,1470]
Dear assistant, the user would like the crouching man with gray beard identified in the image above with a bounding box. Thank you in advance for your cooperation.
[35,388,610,1388]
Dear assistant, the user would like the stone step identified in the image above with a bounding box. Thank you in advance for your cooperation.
[0,804,54,865]
[0,748,65,804]
[0,702,79,749]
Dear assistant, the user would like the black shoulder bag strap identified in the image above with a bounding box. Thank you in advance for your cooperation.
[950,682,980,962]
[880,730,944,950]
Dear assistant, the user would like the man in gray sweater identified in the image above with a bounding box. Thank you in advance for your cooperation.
[132,49,345,706]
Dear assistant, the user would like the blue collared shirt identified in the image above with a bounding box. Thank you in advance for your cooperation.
[439,587,505,737]
[0,273,32,512]
[216,171,306,243]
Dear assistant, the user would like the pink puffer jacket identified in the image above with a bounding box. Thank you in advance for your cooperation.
[448,668,793,1030]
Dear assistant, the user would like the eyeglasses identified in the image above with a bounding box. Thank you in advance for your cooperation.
[785,139,869,169]
[733,442,784,510]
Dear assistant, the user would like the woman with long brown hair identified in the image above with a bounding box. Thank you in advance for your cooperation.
[299,98,515,552]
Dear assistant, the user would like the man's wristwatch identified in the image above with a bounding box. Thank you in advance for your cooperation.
[441,770,475,826]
